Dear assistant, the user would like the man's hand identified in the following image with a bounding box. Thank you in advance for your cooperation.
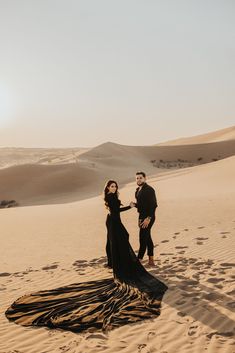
[139,217,151,228]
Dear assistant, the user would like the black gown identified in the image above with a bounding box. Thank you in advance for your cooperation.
[5,193,168,333]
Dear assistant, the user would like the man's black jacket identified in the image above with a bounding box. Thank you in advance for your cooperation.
[135,182,158,219]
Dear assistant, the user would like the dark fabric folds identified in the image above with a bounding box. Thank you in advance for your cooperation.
[5,193,168,332]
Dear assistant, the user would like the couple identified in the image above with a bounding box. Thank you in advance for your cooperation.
[5,173,167,333]
[105,171,157,270]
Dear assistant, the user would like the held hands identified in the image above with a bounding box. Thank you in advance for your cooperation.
[129,201,136,208]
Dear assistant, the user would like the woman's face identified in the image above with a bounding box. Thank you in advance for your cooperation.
[108,183,117,193]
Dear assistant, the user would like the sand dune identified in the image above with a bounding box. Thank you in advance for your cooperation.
[0,138,235,206]
[0,162,102,205]
[1,153,234,352]
[157,125,235,145]
[0,147,89,169]
[81,139,235,167]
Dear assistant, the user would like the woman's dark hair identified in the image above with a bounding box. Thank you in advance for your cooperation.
[103,180,121,208]
[136,171,146,178]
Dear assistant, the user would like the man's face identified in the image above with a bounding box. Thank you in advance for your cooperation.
[136,174,146,186]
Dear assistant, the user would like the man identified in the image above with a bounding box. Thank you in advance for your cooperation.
[134,171,158,266]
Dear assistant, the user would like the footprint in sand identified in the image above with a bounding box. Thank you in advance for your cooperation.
[191,260,207,268]
[90,257,101,261]
[192,274,200,280]
[174,232,180,235]
[161,240,169,243]
[195,237,208,241]
[227,289,235,296]
[218,270,226,274]
[207,277,225,284]
[210,266,221,272]
[188,325,198,336]
[42,264,59,271]
[183,229,189,231]
[177,311,186,317]
[226,301,235,309]
[74,260,87,264]
[220,262,235,268]
[147,331,156,339]
[207,331,234,339]
[138,344,147,352]
[196,241,204,245]
[73,260,88,268]
[176,299,186,305]
[0,272,11,277]
[220,231,230,234]
[197,226,205,229]
[12,272,23,278]
[175,246,188,249]
[90,258,105,265]
[188,258,198,263]
[205,259,214,266]
[178,250,186,254]
[202,292,221,301]
[181,279,199,286]
[177,274,186,280]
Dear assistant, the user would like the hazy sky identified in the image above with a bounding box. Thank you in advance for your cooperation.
[0,0,234,147]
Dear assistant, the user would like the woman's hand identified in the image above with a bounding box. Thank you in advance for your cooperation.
[129,201,135,208]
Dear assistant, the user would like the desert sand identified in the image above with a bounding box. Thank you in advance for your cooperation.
[157,125,235,146]
[0,126,235,353]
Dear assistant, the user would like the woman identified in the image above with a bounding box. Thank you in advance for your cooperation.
[104,179,134,269]
[5,180,168,332]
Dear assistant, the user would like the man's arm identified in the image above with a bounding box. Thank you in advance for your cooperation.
[145,187,157,219]
[140,188,157,228]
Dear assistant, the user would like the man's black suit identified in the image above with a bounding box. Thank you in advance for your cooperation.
[135,182,158,259]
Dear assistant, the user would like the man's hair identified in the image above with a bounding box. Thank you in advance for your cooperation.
[136,171,146,178]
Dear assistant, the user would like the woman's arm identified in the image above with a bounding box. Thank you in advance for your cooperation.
[119,205,131,212]
[120,201,135,212]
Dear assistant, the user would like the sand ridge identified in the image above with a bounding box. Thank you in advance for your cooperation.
[157,125,235,145]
